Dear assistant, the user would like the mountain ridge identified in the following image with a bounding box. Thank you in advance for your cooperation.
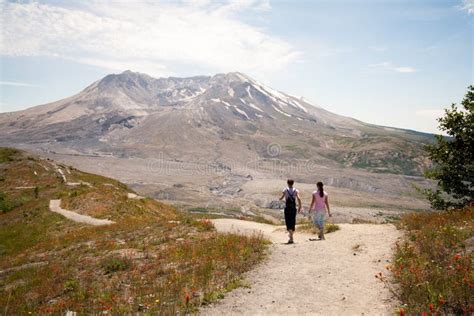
[0,70,434,210]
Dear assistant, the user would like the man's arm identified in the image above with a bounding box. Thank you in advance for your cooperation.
[325,196,331,217]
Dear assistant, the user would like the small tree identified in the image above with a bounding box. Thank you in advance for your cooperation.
[424,85,474,210]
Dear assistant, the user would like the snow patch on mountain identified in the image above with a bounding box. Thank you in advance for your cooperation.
[233,107,250,120]
[247,102,263,113]
[239,98,263,113]
[246,86,253,99]
[272,105,292,117]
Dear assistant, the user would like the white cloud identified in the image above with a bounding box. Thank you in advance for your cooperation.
[459,0,474,14]
[367,62,418,74]
[393,66,417,73]
[0,0,299,77]
[0,80,37,87]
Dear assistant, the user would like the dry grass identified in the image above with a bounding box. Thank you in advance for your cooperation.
[0,148,268,314]
[377,208,473,315]
[352,218,378,224]
[298,220,341,234]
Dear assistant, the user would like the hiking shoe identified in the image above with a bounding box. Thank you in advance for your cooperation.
[287,239,294,244]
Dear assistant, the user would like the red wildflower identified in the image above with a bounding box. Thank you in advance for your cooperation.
[185,293,190,304]
[399,308,405,316]
[453,253,462,261]
[422,311,429,316]
[429,303,434,311]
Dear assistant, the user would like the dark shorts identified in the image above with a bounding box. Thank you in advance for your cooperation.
[284,207,297,231]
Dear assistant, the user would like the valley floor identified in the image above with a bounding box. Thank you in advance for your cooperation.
[202,220,401,315]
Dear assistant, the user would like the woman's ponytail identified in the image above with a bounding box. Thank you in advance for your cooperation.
[317,182,324,197]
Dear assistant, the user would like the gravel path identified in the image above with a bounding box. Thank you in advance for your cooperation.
[49,199,115,226]
[202,219,400,315]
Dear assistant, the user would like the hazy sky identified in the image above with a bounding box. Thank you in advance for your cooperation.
[0,0,472,134]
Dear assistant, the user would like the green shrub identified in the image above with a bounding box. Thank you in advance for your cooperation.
[0,147,20,163]
[325,223,340,233]
[0,191,16,213]
[64,278,79,293]
[101,256,131,274]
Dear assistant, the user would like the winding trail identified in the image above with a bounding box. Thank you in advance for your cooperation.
[202,219,401,315]
[49,199,115,226]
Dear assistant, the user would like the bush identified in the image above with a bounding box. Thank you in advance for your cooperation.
[193,218,214,231]
[325,223,340,233]
[64,278,79,293]
[0,147,20,163]
[382,209,473,314]
[101,256,131,274]
[0,191,17,213]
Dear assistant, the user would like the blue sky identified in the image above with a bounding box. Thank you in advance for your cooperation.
[0,0,472,133]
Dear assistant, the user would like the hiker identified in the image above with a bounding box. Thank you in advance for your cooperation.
[309,182,331,240]
[279,179,302,244]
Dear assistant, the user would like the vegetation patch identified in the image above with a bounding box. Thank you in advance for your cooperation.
[378,209,473,315]
[0,148,268,314]
[298,220,340,234]
[0,148,20,163]
[101,256,132,274]
[325,223,340,233]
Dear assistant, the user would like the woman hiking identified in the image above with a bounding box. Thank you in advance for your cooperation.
[309,182,332,240]
[279,179,302,244]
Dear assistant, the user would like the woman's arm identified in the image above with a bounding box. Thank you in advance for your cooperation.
[325,196,332,217]
[309,194,315,212]
[279,191,285,201]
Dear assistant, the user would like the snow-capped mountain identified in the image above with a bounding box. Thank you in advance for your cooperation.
[0,70,433,176]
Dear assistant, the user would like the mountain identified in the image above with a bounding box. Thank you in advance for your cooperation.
[0,70,432,173]
[0,71,434,210]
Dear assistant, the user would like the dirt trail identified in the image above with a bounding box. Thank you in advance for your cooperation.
[202,219,400,315]
[49,199,115,226]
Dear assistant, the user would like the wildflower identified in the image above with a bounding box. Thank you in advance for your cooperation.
[453,253,462,261]
[429,303,434,311]
[422,311,429,316]
[439,298,445,305]
[185,293,190,304]
[399,308,405,316]
[463,278,470,283]
[155,299,160,304]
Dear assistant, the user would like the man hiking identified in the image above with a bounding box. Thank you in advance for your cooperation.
[279,179,302,244]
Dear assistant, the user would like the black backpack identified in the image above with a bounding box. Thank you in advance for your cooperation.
[285,188,297,209]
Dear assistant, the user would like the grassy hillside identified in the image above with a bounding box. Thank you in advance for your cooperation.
[0,148,268,314]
